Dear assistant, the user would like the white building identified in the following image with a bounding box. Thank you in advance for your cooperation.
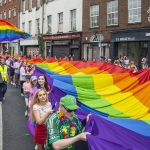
[20,0,83,60]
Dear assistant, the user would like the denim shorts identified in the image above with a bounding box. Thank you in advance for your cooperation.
[24,93,29,99]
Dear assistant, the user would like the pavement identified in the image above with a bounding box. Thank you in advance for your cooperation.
[1,84,35,150]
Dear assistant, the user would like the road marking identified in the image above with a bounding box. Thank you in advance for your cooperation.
[0,102,2,150]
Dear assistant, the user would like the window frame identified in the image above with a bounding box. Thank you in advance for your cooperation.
[22,22,25,31]
[90,5,99,28]
[107,0,118,26]
[70,9,76,31]
[28,21,32,35]
[37,0,40,8]
[47,15,52,33]
[22,0,25,13]
[29,0,32,10]
[58,12,63,32]
[36,18,40,34]
[4,11,6,20]
[128,0,141,23]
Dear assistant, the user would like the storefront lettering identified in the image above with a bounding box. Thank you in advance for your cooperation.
[43,34,80,40]
[147,7,150,22]
[116,37,135,41]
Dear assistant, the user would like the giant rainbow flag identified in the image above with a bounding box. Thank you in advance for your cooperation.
[28,59,150,150]
[0,20,30,42]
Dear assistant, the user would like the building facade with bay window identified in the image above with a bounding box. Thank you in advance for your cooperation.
[82,0,150,68]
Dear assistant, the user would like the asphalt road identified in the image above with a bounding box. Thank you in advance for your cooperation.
[2,84,35,150]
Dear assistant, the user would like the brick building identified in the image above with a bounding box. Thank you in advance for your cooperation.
[82,0,150,68]
[0,0,19,55]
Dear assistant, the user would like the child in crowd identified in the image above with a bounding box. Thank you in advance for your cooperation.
[23,75,31,116]
[30,89,53,150]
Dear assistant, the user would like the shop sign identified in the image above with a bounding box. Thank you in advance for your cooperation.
[147,7,150,22]
[115,37,135,41]
[43,33,80,40]
[146,33,150,36]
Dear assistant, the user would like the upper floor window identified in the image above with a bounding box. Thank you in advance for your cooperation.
[9,0,11,2]
[36,19,40,34]
[29,0,32,10]
[22,22,25,31]
[8,10,11,18]
[29,21,32,35]
[128,0,141,23]
[22,0,25,13]
[4,11,6,20]
[13,8,16,17]
[0,13,2,19]
[58,13,63,32]
[107,0,118,26]
[47,15,52,33]
[0,0,2,6]
[90,5,99,28]
[4,0,6,4]
[37,0,40,8]
[71,9,76,31]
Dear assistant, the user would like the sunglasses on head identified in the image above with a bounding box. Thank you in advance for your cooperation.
[63,105,76,113]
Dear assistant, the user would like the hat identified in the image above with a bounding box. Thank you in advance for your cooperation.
[25,75,31,79]
[31,75,37,81]
[60,95,79,110]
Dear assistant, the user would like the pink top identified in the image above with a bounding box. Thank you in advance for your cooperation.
[29,87,34,101]
[23,82,31,93]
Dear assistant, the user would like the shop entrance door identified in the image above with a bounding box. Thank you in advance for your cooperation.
[71,49,80,60]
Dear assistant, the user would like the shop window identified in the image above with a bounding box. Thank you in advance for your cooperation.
[47,15,52,33]
[72,39,79,44]
[70,9,76,31]
[128,0,141,23]
[58,13,63,32]
[107,0,118,26]
[118,43,128,57]
[141,42,148,48]
[90,5,99,28]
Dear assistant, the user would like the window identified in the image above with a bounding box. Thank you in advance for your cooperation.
[0,0,2,6]
[37,0,40,8]
[0,13,2,19]
[4,0,6,4]
[4,12,6,20]
[71,9,76,31]
[90,5,99,28]
[58,13,63,32]
[22,0,25,13]
[107,0,118,26]
[29,21,32,35]
[29,0,32,10]
[22,22,25,31]
[47,15,52,33]
[9,0,11,2]
[8,10,11,18]
[36,19,40,34]
[13,8,16,17]
[128,0,141,23]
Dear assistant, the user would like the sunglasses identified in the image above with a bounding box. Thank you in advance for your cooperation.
[63,105,76,113]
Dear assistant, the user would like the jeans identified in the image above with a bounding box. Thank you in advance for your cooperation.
[0,82,7,102]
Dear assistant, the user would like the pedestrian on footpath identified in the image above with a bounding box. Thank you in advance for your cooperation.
[0,57,9,103]
[30,89,53,150]
[46,95,91,150]
[20,61,29,97]
[23,75,31,116]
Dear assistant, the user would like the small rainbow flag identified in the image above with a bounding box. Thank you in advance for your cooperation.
[0,19,30,42]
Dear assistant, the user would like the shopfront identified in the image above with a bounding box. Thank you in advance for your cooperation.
[110,28,150,69]
[43,33,81,60]
[83,34,110,61]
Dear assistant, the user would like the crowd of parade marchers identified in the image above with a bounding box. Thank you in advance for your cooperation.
[0,53,148,150]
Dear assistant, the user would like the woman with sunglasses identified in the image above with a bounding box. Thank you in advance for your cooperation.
[30,89,53,150]
[46,95,91,150]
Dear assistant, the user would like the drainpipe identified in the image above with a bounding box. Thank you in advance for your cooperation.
[42,0,45,34]
[18,0,21,55]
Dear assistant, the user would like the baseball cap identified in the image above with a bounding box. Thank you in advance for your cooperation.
[60,95,79,110]
[31,75,37,81]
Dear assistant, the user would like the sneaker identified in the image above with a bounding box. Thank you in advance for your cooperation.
[35,145,38,150]
[21,93,24,97]
[11,81,13,84]
[25,110,28,116]
[0,101,2,104]
[13,83,16,86]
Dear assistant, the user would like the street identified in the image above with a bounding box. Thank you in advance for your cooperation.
[2,84,35,150]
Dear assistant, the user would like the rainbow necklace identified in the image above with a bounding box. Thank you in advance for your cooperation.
[58,109,76,149]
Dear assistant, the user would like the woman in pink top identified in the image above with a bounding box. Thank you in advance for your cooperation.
[29,76,38,109]
[23,75,31,116]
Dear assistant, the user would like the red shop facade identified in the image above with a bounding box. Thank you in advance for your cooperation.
[43,32,81,60]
